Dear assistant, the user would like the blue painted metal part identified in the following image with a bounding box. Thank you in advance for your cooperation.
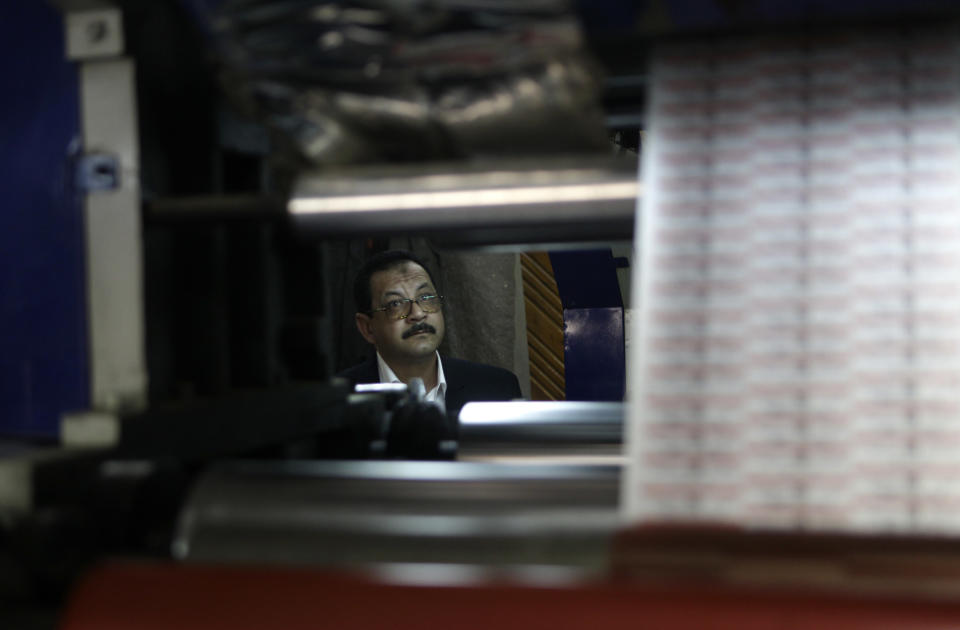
[0,1,88,437]
[76,153,120,191]
[177,0,224,40]
[549,250,625,401]
[549,250,624,310]
[563,307,625,402]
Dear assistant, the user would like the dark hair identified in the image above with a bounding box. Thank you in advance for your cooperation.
[353,250,437,313]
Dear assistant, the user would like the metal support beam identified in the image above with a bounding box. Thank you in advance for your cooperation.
[66,4,147,415]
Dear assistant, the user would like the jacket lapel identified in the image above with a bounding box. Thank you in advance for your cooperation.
[442,358,467,416]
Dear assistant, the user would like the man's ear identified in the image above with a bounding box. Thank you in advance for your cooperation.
[355,312,376,345]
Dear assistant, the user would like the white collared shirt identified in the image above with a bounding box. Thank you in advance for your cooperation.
[376,351,447,409]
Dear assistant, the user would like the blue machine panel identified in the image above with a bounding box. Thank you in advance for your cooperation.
[0,1,88,437]
[549,250,626,401]
[563,307,625,401]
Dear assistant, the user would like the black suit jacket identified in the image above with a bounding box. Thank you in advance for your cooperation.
[337,356,523,418]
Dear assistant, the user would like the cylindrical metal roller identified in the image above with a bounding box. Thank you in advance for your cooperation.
[457,401,624,462]
[174,460,619,574]
[287,157,639,246]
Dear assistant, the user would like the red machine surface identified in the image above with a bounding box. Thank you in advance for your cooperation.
[61,559,960,630]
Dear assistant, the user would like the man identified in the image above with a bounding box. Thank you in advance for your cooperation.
[338,249,522,418]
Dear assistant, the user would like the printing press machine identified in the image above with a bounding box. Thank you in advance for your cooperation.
[13,2,960,629]
[1,1,637,625]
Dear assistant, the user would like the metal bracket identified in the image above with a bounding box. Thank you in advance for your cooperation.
[65,8,124,60]
[76,153,120,191]
[61,410,120,447]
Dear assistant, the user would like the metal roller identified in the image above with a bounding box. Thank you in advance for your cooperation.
[287,156,639,246]
[457,401,624,463]
[174,460,619,576]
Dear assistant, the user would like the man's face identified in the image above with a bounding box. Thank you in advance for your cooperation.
[356,262,445,365]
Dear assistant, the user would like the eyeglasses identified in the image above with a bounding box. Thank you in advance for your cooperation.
[368,294,444,320]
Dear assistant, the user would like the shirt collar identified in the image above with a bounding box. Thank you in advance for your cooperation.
[375,351,446,398]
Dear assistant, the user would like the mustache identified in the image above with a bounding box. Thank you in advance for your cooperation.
[402,323,437,339]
